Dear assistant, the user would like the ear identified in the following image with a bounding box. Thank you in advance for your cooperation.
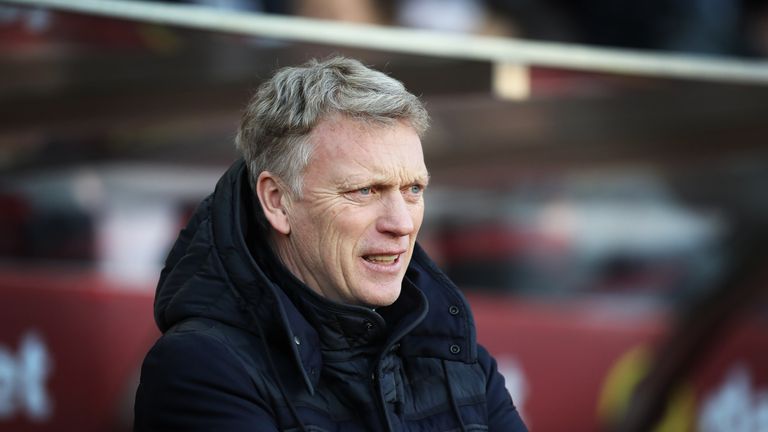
[255,171,291,235]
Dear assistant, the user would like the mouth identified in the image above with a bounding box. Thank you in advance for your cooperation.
[363,254,401,265]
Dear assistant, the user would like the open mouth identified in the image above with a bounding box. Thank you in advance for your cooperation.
[363,254,400,265]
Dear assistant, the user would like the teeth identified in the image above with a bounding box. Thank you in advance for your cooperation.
[365,255,398,264]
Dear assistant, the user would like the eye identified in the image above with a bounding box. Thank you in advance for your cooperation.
[343,186,376,201]
[405,183,426,196]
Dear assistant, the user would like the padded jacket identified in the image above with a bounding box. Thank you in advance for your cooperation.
[133,160,527,432]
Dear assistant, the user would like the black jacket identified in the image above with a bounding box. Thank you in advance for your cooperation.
[134,160,527,431]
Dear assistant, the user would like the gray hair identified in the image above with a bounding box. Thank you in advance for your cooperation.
[235,56,429,197]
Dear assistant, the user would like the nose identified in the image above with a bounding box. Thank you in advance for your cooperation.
[376,192,416,237]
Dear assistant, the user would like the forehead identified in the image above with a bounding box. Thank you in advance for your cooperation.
[306,116,428,184]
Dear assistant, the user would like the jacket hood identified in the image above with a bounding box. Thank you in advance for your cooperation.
[153,159,478,392]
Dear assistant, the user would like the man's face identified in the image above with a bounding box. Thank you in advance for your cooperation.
[278,115,428,307]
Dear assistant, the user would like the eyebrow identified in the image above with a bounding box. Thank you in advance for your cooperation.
[337,172,430,190]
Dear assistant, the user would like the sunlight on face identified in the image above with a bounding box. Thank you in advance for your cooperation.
[277,115,429,307]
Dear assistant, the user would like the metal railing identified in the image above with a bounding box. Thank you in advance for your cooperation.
[4,0,768,85]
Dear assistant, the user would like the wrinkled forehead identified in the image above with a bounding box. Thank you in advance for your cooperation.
[310,113,418,145]
[307,115,428,183]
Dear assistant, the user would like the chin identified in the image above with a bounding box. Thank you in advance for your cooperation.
[361,284,401,307]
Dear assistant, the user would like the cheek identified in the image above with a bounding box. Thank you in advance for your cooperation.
[330,210,377,251]
[295,200,341,238]
[288,207,326,257]
[314,208,361,255]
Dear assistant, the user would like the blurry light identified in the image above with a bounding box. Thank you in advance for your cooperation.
[72,169,104,213]
[493,63,531,100]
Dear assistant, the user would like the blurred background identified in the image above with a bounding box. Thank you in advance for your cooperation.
[1,0,767,431]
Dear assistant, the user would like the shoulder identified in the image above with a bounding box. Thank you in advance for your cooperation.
[134,319,279,430]
[143,318,271,386]
[138,319,257,394]
[475,344,498,376]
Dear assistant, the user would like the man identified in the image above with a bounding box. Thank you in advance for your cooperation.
[134,57,527,431]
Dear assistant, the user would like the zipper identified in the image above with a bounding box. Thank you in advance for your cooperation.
[371,366,394,432]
